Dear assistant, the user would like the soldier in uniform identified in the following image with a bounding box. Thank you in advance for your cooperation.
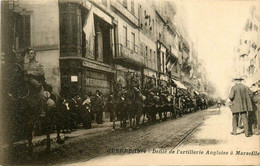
[114,79,123,101]
[145,78,155,91]
[22,48,46,135]
[23,48,45,93]
[107,93,117,131]
[94,90,104,124]
[68,94,78,130]
[117,91,127,128]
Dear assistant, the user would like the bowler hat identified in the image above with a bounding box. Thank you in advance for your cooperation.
[233,75,244,81]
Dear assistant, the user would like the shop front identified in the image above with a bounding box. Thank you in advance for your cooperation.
[60,58,115,98]
[82,60,115,96]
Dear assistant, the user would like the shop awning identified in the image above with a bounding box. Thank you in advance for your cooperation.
[171,79,187,90]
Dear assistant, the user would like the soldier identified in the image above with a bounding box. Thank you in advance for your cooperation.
[21,48,46,136]
[145,78,155,91]
[68,94,78,130]
[114,79,123,101]
[94,90,104,124]
[117,91,127,128]
[107,93,117,131]
[23,48,45,93]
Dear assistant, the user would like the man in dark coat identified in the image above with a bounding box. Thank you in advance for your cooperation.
[107,93,117,130]
[251,84,260,135]
[94,90,104,124]
[229,78,253,137]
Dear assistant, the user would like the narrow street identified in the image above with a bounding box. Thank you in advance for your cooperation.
[1,1,259,165]
[5,108,214,165]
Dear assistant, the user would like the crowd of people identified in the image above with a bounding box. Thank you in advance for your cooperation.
[228,77,260,137]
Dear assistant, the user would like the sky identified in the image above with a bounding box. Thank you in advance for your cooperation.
[173,0,259,98]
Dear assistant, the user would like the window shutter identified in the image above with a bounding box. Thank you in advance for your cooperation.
[24,15,31,47]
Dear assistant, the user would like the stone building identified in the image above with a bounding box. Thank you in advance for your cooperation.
[234,6,260,86]
[1,0,203,98]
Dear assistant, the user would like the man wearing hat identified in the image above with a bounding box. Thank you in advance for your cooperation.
[229,77,253,137]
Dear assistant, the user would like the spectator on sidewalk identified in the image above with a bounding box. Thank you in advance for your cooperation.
[251,83,260,135]
[60,98,71,133]
[81,95,92,129]
[229,77,253,137]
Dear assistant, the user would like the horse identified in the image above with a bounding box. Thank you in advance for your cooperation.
[8,52,63,156]
[143,90,158,125]
[8,59,47,156]
[156,93,169,122]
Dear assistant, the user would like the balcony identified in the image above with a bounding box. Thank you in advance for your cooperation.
[114,43,145,67]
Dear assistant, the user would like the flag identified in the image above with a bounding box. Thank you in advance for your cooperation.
[83,6,95,57]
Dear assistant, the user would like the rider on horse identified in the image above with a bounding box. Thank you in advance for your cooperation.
[23,48,45,93]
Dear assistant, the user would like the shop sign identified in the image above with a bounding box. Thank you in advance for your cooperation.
[86,78,110,88]
[71,75,78,82]
[82,61,115,73]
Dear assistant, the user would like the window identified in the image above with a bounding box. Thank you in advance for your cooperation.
[152,19,154,31]
[14,13,31,49]
[144,10,147,27]
[131,0,134,14]
[131,32,135,51]
[145,46,148,56]
[123,26,127,47]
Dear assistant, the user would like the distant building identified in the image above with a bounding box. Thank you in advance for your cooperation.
[234,6,260,86]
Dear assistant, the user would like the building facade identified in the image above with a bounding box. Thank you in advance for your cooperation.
[234,6,260,86]
[1,0,209,99]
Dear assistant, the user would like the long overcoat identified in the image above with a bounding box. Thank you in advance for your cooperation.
[229,83,253,113]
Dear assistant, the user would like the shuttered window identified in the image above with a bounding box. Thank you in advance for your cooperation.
[14,13,30,49]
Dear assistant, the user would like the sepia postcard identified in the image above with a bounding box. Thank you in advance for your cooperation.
[0,0,259,165]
